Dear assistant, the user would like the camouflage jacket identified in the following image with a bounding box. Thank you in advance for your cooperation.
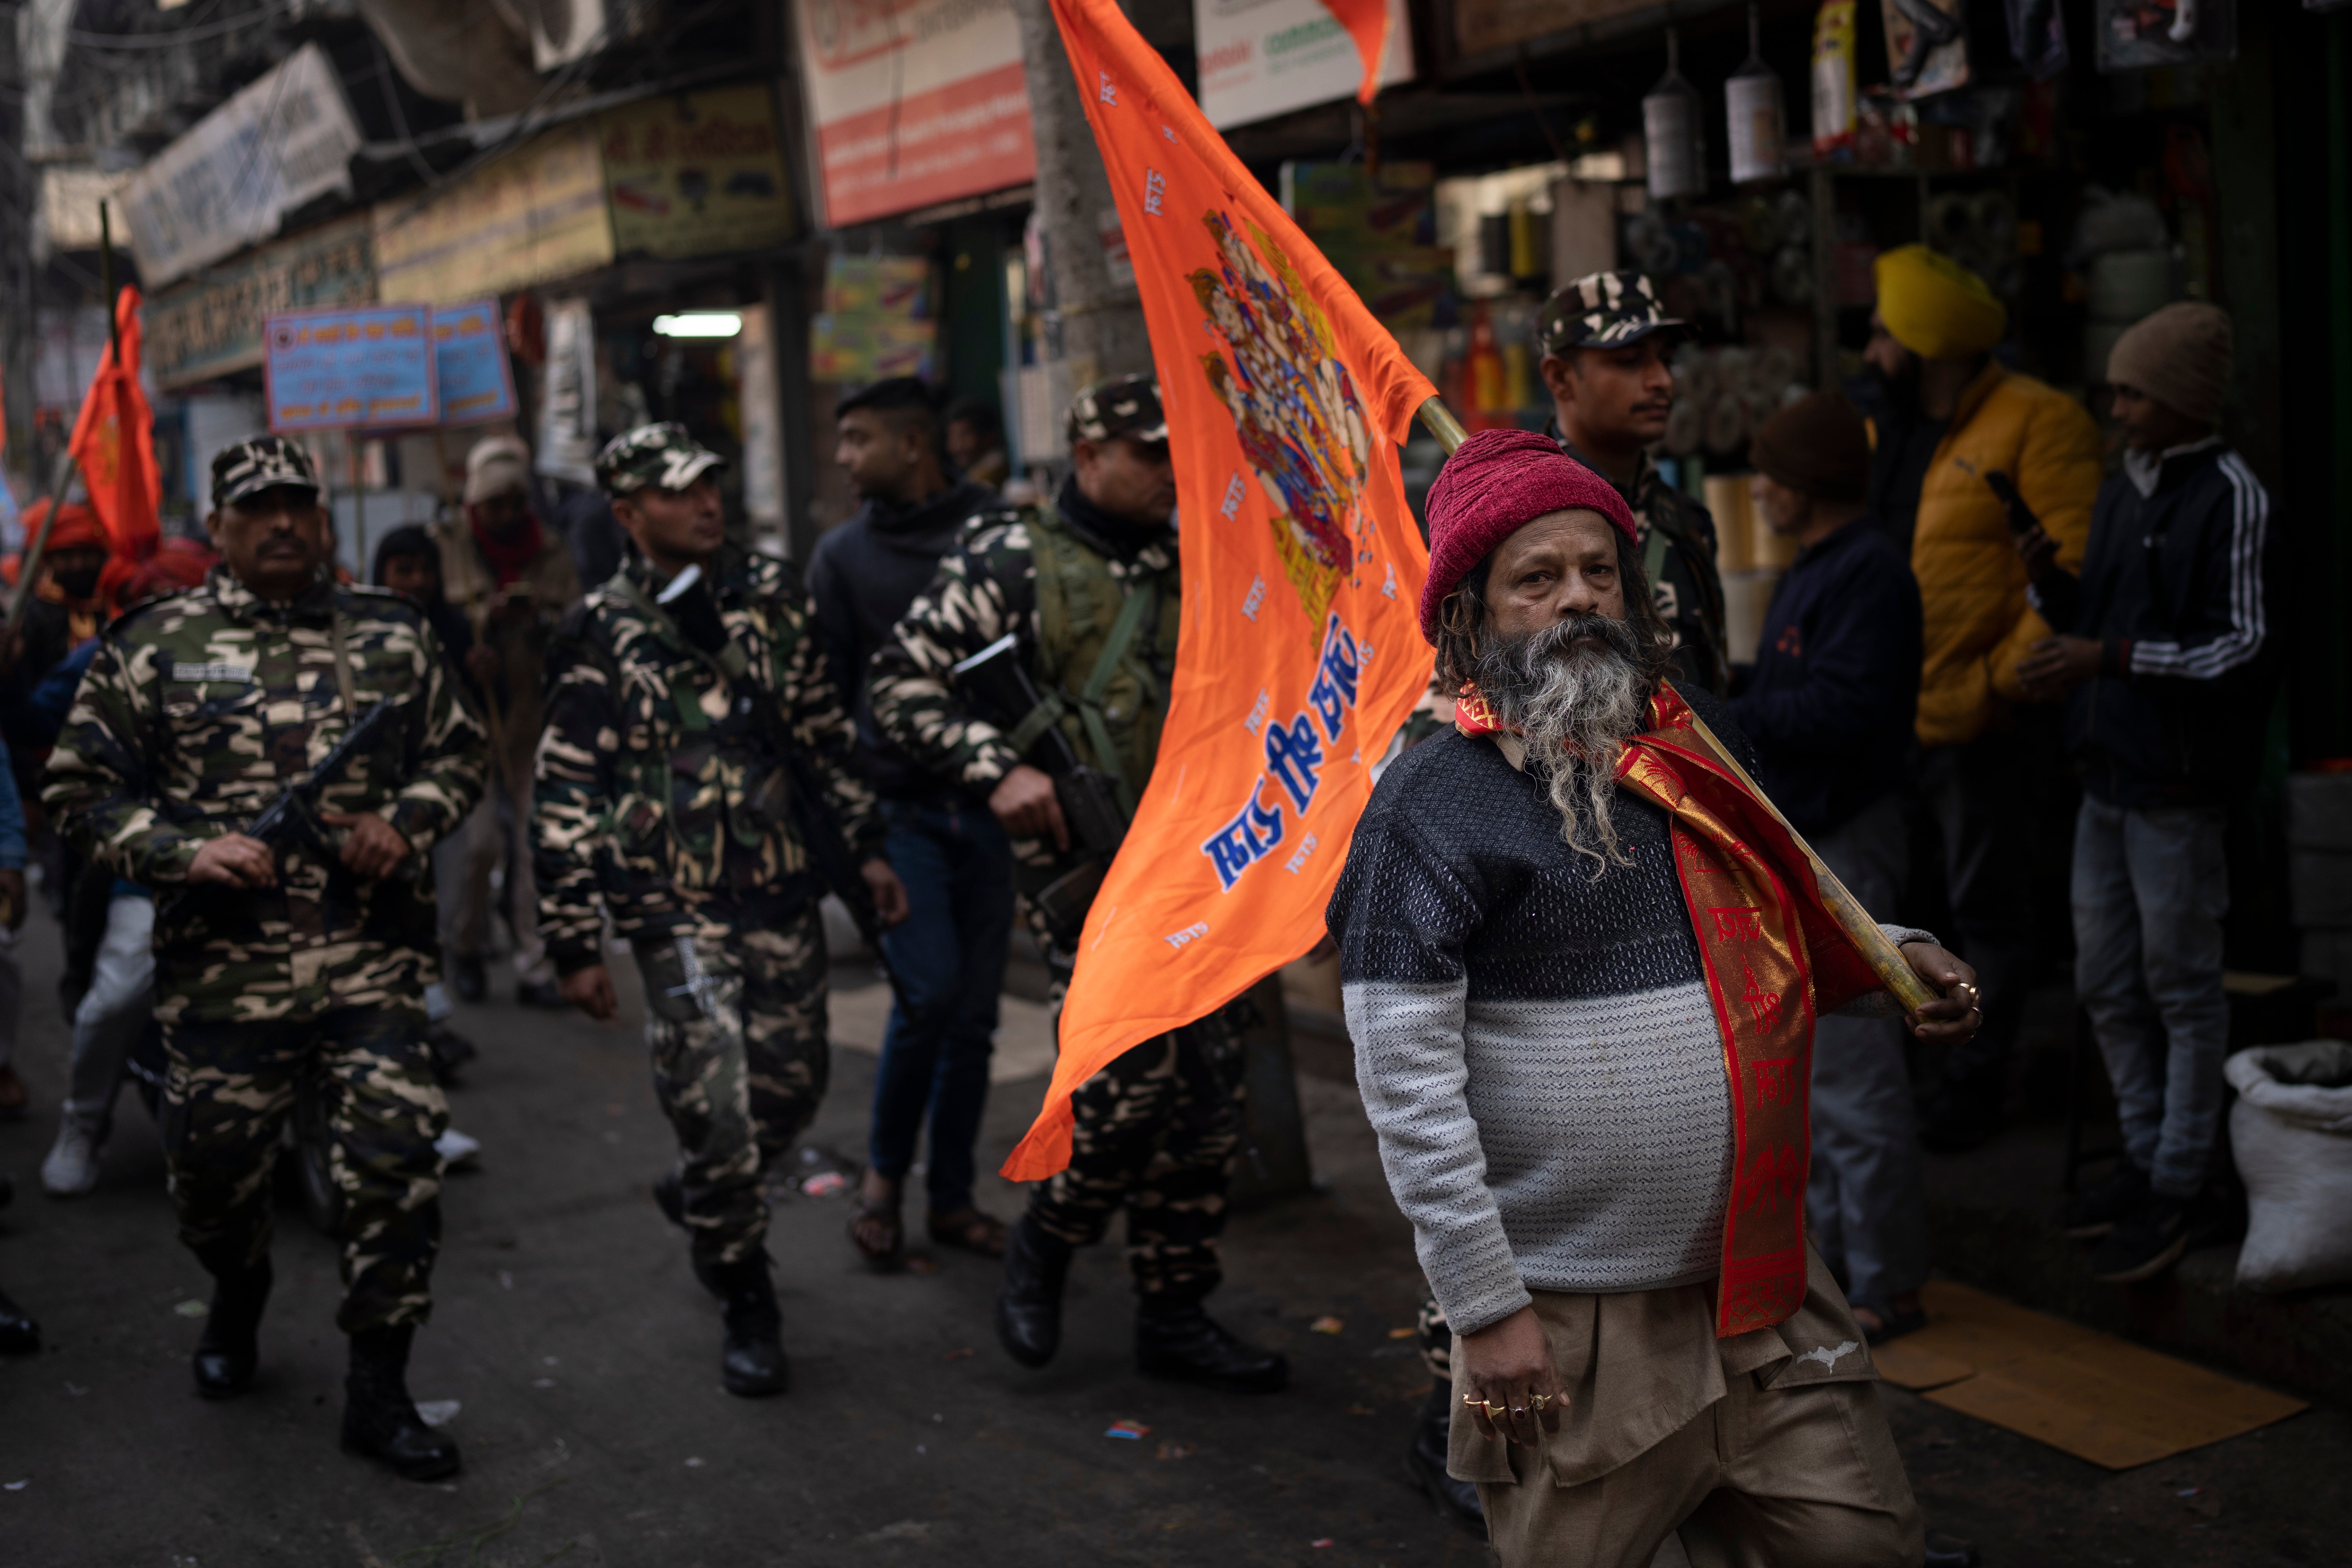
[532,548,881,973]
[43,568,486,1025]
[866,498,1179,798]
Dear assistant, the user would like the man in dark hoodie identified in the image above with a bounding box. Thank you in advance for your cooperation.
[806,377,1011,1267]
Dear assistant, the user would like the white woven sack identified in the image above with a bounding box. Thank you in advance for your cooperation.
[2226,1041,2352,1293]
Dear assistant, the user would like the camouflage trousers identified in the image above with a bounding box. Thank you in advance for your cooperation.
[634,905,829,1269]
[1028,1017,1247,1301]
[161,1004,445,1334]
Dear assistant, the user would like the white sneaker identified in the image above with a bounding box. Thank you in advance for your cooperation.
[41,1118,102,1197]
[435,1128,482,1170]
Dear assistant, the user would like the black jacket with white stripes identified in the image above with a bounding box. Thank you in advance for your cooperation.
[2031,440,2274,808]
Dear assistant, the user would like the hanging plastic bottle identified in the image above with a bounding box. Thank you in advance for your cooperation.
[1727,3,1789,184]
[1643,29,1707,201]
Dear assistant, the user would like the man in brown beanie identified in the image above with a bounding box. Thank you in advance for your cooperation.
[2013,302,2275,1284]
[1732,392,1931,1342]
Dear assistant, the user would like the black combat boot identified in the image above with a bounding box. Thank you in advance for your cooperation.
[192,1254,272,1399]
[695,1254,787,1397]
[996,1215,1073,1369]
[341,1324,462,1481]
[1135,1292,1289,1394]
[1405,1379,1486,1535]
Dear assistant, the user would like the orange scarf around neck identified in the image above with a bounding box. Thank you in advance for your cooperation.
[1456,681,1883,1336]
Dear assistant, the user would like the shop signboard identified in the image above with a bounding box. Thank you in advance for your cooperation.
[792,0,1036,227]
[263,304,438,433]
[600,83,798,258]
[432,299,519,425]
[118,44,366,289]
[147,213,377,389]
[372,125,615,305]
[1194,0,1415,130]
[1450,0,1661,59]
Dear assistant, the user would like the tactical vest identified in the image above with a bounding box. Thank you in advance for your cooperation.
[1021,503,1181,817]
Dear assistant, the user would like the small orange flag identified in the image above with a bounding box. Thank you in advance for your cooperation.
[1003,0,1436,1181]
[67,287,161,562]
[1319,0,1393,105]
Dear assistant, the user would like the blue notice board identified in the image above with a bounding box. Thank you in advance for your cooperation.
[432,299,518,425]
[264,304,438,432]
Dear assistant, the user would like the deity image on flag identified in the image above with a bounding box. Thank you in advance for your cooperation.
[1189,211,1375,635]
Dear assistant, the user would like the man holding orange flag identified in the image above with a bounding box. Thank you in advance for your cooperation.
[870,378,1286,1394]
[1331,429,1980,1565]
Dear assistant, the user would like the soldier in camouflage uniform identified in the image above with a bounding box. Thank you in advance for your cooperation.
[43,436,485,1482]
[1538,270,1731,695]
[533,423,906,1399]
[869,376,1287,1394]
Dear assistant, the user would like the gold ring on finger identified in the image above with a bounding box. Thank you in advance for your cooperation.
[1462,1394,1484,1409]
[1482,1400,1506,1419]
[1530,1392,1553,1410]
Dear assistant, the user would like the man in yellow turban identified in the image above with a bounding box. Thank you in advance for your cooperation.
[1858,244,2103,1153]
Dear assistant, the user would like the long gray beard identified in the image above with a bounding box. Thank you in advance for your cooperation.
[1472,615,1654,875]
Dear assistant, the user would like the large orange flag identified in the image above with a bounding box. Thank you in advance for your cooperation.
[1003,0,1436,1180]
[67,287,161,561]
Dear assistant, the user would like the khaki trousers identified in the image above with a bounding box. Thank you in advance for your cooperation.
[1455,1252,1923,1568]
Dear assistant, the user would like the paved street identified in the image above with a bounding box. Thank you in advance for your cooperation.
[1,907,2347,1568]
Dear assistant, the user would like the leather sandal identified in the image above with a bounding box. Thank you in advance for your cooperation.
[847,1199,904,1268]
[927,1208,1008,1258]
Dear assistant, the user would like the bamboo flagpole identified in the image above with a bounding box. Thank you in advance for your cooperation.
[1409,395,1939,1016]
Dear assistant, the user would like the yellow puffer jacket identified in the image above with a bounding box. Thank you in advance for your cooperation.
[1905,364,2104,747]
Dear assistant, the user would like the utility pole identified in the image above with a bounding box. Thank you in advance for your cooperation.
[1003,0,1150,393]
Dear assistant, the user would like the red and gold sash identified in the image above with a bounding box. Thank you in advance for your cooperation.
[1456,683,1882,1336]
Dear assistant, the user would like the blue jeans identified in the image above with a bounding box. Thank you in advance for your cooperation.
[2072,795,2230,1199]
[868,797,1016,1215]
[1805,793,1930,1312]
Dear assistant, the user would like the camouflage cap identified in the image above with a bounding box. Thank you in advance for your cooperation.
[594,422,727,497]
[1538,271,1690,355]
[210,435,322,509]
[1065,374,1167,447]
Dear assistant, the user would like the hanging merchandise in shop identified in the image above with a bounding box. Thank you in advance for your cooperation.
[1727,4,1790,185]
[373,125,615,305]
[600,83,798,260]
[2095,0,2236,68]
[1883,0,1971,96]
[1193,0,1414,130]
[2007,0,2071,77]
[146,213,376,389]
[1644,29,1707,201]
[792,0,1036,227]
[810,255,937,383]
[1812,0,1861,158]
[118,44,366,289]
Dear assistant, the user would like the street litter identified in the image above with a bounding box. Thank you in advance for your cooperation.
[174,1300,208,1318]
[1311,1539,1334,1548]
[801,1171,850,1198]
[1310,1316,1344,1334]
[1157,1442,1195,1460]
[1387,1326,1417,1339]
[4,1481,26,1491]
[1104,1419,1150,1439]
[415,1401,460,1428]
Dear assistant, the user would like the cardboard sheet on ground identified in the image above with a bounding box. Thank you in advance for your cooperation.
[1872,1280,2305,1469]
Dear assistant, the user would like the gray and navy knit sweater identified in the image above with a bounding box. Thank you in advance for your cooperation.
[1326,686,1927,1336]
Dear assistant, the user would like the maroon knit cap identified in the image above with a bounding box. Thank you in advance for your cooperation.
[1418,428,1639,643]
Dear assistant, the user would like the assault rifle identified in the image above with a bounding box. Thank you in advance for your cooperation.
[646,565,904,1001]
[158,698,407,925]
[949,631,1129,946]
